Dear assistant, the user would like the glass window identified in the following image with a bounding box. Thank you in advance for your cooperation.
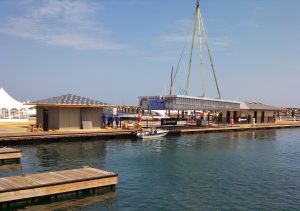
[20,108,28,119]
[0,108,9,119]
[10,108,19,119]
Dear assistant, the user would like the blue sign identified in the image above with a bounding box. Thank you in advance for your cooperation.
[148,99,165,110]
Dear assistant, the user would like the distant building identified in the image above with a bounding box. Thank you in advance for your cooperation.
[30,94,113,130]
[139,95,240,123]
[139,95,240,111]
[138,95,283,125]
[239,102,283,123]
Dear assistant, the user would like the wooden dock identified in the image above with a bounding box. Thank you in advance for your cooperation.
[0,129,137,145]
[0,167,118,206]
[0,147,21,164]
[0,124,299,145]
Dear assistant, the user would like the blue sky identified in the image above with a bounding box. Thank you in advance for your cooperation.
[0,0,299,107]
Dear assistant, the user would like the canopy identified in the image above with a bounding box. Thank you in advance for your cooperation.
[0,88,28,121]
[0,88,24,109]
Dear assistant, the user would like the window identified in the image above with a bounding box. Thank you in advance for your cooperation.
[0,108,9,119]
[20,108,28,119]
[10,108,19,119]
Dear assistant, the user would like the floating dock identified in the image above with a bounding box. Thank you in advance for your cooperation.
[0,167,118,207]
[0,147,21,164]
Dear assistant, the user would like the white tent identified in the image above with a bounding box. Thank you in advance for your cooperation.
[0,88,28,122]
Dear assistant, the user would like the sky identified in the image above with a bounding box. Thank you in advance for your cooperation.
[0,0,299,107]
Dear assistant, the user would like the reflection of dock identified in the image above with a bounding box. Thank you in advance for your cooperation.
[21,192,117,211]
[172,123,300,135]
[0,167,118,207]
[0,147,21,164]
[0,163,21,171]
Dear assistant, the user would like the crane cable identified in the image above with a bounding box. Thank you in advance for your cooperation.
[170,42,186,95]
[185,10,197,96]
[198,3,221,99]
[197,3,205,97]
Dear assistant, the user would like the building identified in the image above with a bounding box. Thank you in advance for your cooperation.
[139,95,283,124]
[139,95,240,111]
[239,102,283,123]
[139,95,240,123]
[31,94,113,130]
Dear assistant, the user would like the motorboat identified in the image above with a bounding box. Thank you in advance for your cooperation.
[137,129,169,139]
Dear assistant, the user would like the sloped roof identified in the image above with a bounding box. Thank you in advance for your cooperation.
[0,88,24,109]
[241,101,282,111]
[31,94,111,107]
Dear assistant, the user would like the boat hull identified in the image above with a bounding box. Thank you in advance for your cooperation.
[137,130,168,139]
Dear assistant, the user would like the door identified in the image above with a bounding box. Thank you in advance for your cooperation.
[233,111,238,123]
[261,111,265,123]
[43,107,49,131]
[226,111,230,123]
[254,111,257,123]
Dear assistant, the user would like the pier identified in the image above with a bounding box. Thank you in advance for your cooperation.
[0,147,21,164]
[0,167,117,207]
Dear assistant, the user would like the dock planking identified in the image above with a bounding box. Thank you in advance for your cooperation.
[0,167,118,206]
[0,147,21,164]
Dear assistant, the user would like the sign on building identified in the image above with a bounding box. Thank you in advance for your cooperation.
[148,98,165,110]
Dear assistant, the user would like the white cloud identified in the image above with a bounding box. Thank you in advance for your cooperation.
[157,19,234,49]
[0,0,128,51]
[210,37,235,48]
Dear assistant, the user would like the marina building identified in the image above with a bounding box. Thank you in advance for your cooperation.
[139,95,282,124]
[139,95,240,123]
[31,94,113,131]
[239,102,283,124]
[139,95,240,112]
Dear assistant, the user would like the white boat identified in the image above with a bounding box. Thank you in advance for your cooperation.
[137,129,169,139]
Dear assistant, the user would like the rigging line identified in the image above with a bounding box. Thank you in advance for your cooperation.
[172,42,186,85]
[169,66,174,95]
[197,4,205,97]
[185,9,197,96]
[198,3,221,99]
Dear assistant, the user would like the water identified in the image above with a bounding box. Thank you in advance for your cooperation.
[1,129,300,210]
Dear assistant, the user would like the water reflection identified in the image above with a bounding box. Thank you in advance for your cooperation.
[19,192,117,211]
[34,141,107,171]
[247,130,277,140]
[0,163,21,171]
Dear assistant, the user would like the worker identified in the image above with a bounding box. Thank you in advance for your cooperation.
[138,114,142,123]
[102,114,107,128]
[115,115,120,128]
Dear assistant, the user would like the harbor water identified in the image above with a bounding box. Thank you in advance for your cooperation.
[1,128,300,210]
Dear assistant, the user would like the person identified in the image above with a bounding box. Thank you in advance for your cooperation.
[102,114,107,128]
[115,115,120,128]
[207,112,210,124]
[107,115,111,127]
[109,114,114,128]
[201,112,204,120]
[138,114,142,123]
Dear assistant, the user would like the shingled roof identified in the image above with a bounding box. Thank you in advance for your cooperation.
[240,101,282,111]
[31,94,110,107]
